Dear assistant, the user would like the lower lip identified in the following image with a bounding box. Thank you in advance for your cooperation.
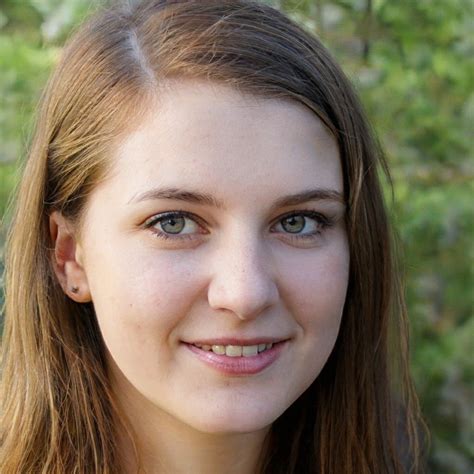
[184,341,287,376]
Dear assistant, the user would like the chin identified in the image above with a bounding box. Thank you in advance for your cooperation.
[183,404,281,435]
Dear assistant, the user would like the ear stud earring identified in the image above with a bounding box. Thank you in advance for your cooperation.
[70,286,79,294]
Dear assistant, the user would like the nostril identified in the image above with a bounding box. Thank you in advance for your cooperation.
[207,278,279,320]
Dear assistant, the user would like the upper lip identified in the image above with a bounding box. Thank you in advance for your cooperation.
[184,337,288,346]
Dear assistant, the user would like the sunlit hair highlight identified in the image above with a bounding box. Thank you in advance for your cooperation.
[1,1,425,472]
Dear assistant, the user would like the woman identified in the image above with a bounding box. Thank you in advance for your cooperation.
[0,1,426,472]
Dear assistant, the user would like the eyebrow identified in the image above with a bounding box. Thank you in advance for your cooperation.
[128,187,345,209]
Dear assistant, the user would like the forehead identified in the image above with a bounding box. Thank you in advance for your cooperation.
[104,80,342,207]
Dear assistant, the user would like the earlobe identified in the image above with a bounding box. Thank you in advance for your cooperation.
[49,211,92,303]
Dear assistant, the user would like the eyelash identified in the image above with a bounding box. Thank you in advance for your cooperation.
[144,210,206,242]
[143,209,335,242]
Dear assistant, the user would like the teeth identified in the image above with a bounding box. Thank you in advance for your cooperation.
[242,345,258,356]
[211,345,225,355]
[225,345,242,357]
[194,342,276,356]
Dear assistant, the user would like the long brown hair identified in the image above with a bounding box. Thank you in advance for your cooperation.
[0,1,426,472]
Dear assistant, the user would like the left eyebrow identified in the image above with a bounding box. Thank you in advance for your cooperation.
[127,186,345,210]
[270,189,345,211]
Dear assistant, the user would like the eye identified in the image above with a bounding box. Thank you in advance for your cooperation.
[144,211,204,240]
[272,211,331,239]
[280,215,307,233]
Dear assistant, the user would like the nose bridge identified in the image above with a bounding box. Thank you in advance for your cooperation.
[207,230,279,320]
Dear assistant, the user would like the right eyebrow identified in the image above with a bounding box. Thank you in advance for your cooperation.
[128,187,226,209]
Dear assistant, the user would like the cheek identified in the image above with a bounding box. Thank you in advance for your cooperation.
[282,246,349,338]
[86,245,203,345]
[280,249,349,391]
[87,250,205,386]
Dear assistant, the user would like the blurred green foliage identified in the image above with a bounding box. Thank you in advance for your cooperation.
[0,0,472,472]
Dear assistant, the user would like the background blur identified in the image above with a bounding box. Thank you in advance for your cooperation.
[0,0,472,471]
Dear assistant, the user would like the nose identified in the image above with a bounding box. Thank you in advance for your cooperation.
[207,235,279,321]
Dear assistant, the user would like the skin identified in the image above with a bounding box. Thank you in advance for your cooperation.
[51,80,350,474]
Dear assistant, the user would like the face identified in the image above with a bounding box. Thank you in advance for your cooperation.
[74,80,349,434]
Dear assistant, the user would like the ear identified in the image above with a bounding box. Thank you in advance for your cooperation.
[49,211,91,303]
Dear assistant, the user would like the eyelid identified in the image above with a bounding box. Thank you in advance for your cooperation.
[144,210,206,229]
[272,209,330,225]
[270,209,334,233]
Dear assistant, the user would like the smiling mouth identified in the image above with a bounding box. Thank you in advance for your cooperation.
[184,340,288,375]
[192,342,274,357]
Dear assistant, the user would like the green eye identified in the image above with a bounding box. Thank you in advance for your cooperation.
[281,215,306,233]
[160,215,186,234]
[145,211,202,239]
[274,211,332,239]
